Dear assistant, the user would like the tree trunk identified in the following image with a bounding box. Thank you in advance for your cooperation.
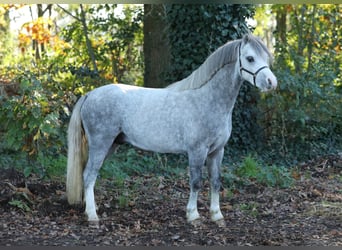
[307,5,317,72]
[275,5,287,45]
[80,4,98,73]
[143,4,170,88]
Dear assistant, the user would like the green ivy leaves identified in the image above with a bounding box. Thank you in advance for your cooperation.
[164,4,255,83]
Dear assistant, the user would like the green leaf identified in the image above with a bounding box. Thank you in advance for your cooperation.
[24,166,32,178]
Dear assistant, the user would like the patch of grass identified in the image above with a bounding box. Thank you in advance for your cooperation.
[39,153,67,179]
[237,202,259,217]
[257,164,293,188]
[100,145,186,180]
[235,155,259,179]
[117,195,129,208]
[223,155,294,189]
[17,153,67,179]
[98,145,189,209]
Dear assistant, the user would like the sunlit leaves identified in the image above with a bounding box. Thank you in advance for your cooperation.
[60,4,143,84]
[259,4,342,163]
[18,15,71,58]
[0,68,67,160]
[21,18,52,44]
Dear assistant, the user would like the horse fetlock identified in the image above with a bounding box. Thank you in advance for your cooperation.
[85,209,99,221]
[87,213,99,226]
[186,208,200,222]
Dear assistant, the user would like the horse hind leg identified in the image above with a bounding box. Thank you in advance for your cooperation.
[83,136,117,225]
[83,152,105,225]
[207,148,224,222]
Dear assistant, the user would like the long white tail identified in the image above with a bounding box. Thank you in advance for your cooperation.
[66,96,88,205]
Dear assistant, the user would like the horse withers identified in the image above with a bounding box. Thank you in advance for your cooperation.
[66,34,277,225]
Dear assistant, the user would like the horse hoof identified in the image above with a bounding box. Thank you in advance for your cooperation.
[186,209,200,223]
[210,210,224,222]
[215,219,226,227]
[189,218,202,227]
[88,220,100,228]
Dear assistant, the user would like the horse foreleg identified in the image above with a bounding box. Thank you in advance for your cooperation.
[186,152,206,222]
[210,190,224,222]
[186,189,200,222]
[207,148,224,222]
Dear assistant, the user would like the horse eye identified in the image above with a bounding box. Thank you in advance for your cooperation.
[246,56,254,63]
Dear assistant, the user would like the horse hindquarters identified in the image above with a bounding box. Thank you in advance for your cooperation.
[80,97,123,223]
[66,91,120,223]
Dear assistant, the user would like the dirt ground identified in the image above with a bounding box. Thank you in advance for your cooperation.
[0,155,341,246]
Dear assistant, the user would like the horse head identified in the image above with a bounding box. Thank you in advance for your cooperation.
[239,35,277,92]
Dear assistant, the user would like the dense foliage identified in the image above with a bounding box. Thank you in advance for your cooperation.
[0,4,143,177]
[163,4,341,166]
[258,4,341,164]
[60,4,143,85]
[164,4,255,81]
[0,4,341,181]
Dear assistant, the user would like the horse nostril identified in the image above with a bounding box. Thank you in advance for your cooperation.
[267,78,273,89]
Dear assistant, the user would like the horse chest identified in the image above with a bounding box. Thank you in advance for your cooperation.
[208,122,231,152]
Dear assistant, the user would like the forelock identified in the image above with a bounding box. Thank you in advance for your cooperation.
[242,34,273,63]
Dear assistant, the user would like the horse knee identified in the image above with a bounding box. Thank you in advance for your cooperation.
[191,177,202,191]
[211,178,221,192]
[208,164,222,192]
[189,162,204,192]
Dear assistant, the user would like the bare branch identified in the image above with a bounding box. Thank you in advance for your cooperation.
[57,4,81,22]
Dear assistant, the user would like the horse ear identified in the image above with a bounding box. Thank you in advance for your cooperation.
[242,33,251,44]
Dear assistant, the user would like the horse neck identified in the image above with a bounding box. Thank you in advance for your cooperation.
[203,62,243,114]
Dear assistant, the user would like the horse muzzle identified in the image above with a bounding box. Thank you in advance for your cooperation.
[258,68,277,92]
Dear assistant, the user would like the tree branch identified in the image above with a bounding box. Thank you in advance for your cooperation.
[57,4,81,22]
[79,4,98,72]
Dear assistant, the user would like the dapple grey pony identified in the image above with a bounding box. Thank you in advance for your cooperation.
[66,34,277,225]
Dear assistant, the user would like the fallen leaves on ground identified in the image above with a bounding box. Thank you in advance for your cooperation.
[0,155,341,246]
